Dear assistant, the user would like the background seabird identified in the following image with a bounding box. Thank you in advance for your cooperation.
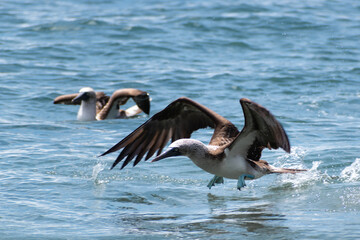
[53,87,150,121]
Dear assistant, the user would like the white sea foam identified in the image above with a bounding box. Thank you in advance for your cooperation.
[270,147,335,189]
[273,146,307,170]
[92,162,106,184]
[276,161,328,188]
[340,158,360,182]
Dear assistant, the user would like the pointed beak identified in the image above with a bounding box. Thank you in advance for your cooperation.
[134,93,150,115]
[72,92,89,104]
[151,148,180,162]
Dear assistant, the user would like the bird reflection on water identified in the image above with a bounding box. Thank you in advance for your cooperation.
[206,193,291,236]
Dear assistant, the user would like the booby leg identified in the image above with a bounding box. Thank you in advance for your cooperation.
[237,174,255,190]
[207,175,224,189]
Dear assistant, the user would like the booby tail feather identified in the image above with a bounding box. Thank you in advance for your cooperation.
[270,167,307,174]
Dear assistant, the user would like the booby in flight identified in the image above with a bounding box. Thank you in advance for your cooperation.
[53,87,150,121]
[101,97,306,190]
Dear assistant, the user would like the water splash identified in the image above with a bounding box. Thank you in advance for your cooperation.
[268,147,326,190]
[276,161,330,189]
[273,146,307,169]
[340,158,360,182]
[91,162,107,185]
[271,156,360,191]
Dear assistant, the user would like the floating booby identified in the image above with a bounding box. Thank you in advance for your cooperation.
[101,97,306,190]
[53,87,150,121]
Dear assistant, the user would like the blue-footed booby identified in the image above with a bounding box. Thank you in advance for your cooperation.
[53,87,150,121]
[101,97,306,190]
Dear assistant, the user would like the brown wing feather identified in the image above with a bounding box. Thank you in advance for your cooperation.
[53,92,109,110]
[101,97,238,169]
[53,93,79,105]
[228,98,290,161]
[96,88,149,120]
[95,92,110,113]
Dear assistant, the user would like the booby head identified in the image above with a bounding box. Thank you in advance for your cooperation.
[72,87,96,104]
[152,139,208,162]
[151,146,181,162]
[73,87,97,121]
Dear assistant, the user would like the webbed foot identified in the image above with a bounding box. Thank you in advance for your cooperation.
[207,175,224,189]
[237,174,255,190]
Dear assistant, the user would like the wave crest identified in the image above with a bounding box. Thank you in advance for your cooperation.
[340,158,360,182]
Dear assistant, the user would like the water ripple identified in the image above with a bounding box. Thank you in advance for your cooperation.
[1,0,360,239]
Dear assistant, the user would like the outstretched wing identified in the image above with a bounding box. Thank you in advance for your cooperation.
[101,97,233,170]
[53,92,109,111]
[53,93,79,105]
[227,98,290,161]
[132,91,150,115]
[96,88,150,120]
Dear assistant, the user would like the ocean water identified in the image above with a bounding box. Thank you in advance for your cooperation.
[1,0,360,239]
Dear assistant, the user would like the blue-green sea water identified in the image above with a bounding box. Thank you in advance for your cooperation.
[1,0,360,239]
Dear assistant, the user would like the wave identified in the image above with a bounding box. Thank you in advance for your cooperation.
[272,152,360,191]
[340,158,360,182]
[273,161,328,190]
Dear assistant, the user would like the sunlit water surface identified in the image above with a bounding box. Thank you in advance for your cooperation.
[1,0,360,239]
